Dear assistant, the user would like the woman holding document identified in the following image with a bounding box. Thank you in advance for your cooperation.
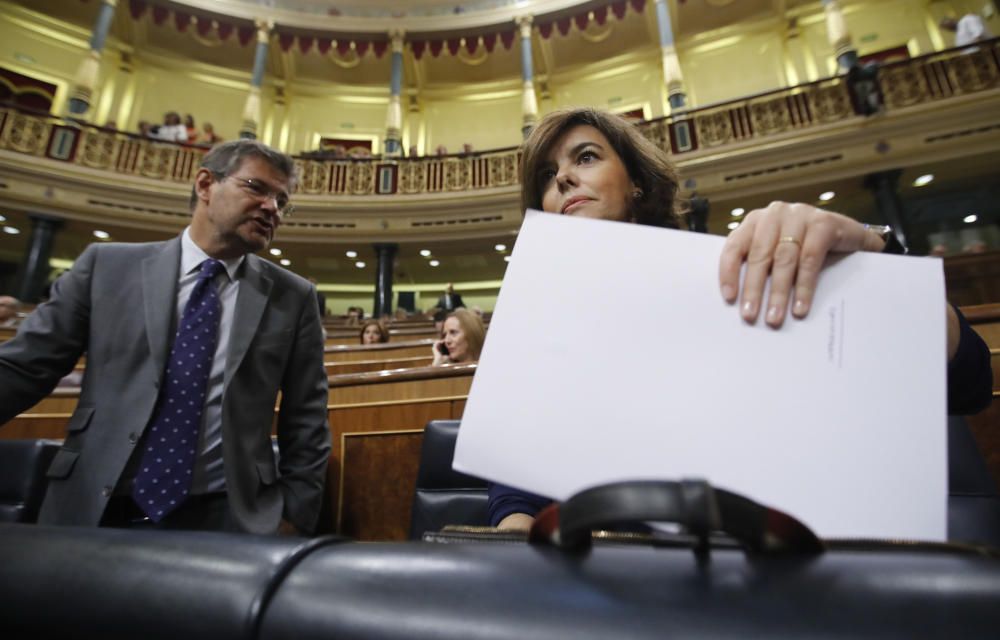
[489,107,994,531]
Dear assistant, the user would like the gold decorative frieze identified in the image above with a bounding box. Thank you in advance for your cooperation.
[3,113,50,155]
[297,160,329,195]
[0,40,996,208]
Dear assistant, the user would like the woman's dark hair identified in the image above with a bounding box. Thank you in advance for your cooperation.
[359,319,390,344]
[520,107,680,228]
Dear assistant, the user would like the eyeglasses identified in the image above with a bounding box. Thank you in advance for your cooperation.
[225,176,294,217]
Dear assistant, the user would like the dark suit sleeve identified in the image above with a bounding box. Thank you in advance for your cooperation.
[488,482,552,526]
[948,305,993,416]
[274,282,331,534]
[0,245,95,424]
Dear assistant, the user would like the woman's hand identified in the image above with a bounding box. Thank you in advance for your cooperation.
[431,339,449,366]
[719,202,885,328]
[497,513,535,531]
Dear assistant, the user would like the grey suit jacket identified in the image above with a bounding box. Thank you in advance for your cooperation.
[0,237,331,534]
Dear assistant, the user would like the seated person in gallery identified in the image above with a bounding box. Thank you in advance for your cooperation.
[360,319,390,345]
[154,111,189,143]
[940,14,992,48]
[0,295,21,328]
[488,107,995,530]
[345,306,363,326]
[183,114,198,143]
[432,309,485,366]
[197,122,223,147]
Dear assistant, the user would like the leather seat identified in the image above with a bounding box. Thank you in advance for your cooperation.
[0,523,345,640]
[0,439,60,523]
[408,420,489,539]
[947,416,1000,545]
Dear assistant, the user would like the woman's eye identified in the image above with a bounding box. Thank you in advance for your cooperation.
[578,151,597,164]
[539,168,556,183]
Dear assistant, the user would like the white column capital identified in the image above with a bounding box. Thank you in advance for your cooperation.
[515,15,534,38]
[255,20,274,44]
[389,28,406,52]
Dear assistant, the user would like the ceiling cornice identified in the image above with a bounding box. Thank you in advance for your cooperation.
[170,0,612,37]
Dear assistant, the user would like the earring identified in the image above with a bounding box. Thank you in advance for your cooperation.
[632,188,644,200]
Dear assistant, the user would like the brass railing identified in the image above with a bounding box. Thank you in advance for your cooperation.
[0,39,996,197]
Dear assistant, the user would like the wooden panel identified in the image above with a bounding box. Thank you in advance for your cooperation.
[340,430,426,542]
[962,303,1000,490]
[945,253,1000,308]
[324,356,433,376]
[324,367,475,540]
[325,328,440,347]
[2,390,79,438]
[325,340,434,363]
[0,416,70,439]
[967,398,1000,493]
[328,365,474,405]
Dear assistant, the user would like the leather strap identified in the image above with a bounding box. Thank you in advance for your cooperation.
[530,479,824,557]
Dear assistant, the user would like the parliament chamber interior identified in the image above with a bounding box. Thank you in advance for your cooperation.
[1,0,999,637]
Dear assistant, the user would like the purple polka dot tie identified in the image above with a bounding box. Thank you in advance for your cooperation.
[132,259,225,522]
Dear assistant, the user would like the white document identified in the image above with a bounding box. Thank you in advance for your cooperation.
[454,210,947,541]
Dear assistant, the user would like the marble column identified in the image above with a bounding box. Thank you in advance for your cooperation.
[68,0,119,118]
[822,0,858,71]
[864,170,917,254]
[516,16,539,138]
[239,21,272,140]
[384,30,405,157]
[16,215,63,303]
[653,0,687,110]
[372,243,398,317]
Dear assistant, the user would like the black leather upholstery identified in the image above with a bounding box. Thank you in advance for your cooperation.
[947,416,1000,546]
[409,420,489,539]
[2,522,1000,639]
[260,540,1000,640]
[0,523,345,640]
[0,439,60,523]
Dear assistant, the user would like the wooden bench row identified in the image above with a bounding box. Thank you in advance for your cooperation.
[2,305,998,541]
[1,363,476,541]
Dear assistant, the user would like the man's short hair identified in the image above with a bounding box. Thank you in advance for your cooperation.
[189,139,297,210]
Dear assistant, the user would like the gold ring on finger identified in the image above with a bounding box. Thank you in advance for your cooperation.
[778,236,801,247]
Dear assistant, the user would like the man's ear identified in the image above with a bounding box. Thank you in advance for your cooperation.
[194,168,215,206]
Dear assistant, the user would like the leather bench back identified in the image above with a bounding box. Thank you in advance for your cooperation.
[0,439,60,523]
[409,420,488,540]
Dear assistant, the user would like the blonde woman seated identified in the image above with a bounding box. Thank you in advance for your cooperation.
[359,319,390,345]
[489,107,994,531]
[431,308,485,366]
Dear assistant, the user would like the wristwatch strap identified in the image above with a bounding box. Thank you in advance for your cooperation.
[865,224,907,255]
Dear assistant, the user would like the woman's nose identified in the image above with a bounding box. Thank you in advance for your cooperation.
[555,170,575,192]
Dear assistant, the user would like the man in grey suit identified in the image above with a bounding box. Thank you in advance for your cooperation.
[0,140,330,535]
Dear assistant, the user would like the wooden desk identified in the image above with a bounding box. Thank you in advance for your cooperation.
[325,356,433,376]
[324,339,434,363]
[324,328,440,347]
[324,364,475,541]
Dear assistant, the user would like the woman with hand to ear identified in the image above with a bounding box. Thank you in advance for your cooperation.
[432,309,486,366]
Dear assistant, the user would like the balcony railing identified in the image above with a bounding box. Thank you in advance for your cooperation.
[0,39,996,198]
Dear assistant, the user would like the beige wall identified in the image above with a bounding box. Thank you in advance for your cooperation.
[126,59,250,140]
[279,85,386,155]
[549,54,662,118]
[421,90,522,153]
